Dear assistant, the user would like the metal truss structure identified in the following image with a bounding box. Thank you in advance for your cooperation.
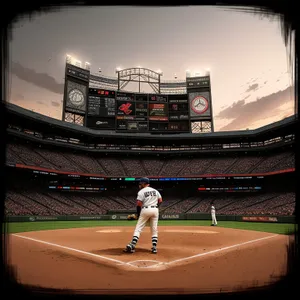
[89,68,188,94]
[191,121,212,133]
[116,67,162,93]
[89,74,188,94]
[64,112,84,126]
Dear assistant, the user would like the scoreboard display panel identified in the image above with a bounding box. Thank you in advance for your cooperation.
[116,101,136,119]
[149,103,168,121]
[116,120,148,132]
[88,88,115,117]
[135,102,148,120]
[135,93,148,102]
[116,91,136,119]
[116,92,135,102]
[86,89,190,133]
[168,121,189,131]
[115,92,148,131]
[149,122,169,131]
[167,94,189,122]
[149,94,168,102]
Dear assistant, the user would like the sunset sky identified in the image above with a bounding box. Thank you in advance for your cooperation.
[8,5,295,131]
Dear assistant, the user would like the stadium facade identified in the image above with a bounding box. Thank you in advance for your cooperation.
[4,100,295,222]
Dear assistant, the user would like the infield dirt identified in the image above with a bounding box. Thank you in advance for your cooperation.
[7,226,289,294]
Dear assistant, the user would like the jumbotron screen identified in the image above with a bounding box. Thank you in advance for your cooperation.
[86,89,190,132]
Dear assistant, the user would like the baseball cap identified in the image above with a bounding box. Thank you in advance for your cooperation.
[138,177,150,184]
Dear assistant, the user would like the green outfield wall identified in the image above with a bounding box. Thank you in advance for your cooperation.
[5,213,295,223]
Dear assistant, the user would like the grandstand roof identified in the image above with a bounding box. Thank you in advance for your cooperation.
[5,102,297,144]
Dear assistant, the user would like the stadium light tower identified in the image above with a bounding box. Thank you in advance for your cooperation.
[85,61,90,71]
[75,60,81,68]
[66,54,72,64]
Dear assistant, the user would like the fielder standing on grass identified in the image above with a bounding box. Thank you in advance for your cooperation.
[211,202,217,226]
[123,177,162,254]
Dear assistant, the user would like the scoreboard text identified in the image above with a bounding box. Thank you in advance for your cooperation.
[86,89,190,132]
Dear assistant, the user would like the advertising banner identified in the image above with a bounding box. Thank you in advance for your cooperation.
[242,216,278,222]
[160,214,184,220]
[189,91,212,119]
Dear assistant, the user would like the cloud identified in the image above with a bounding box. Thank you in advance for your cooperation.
[51,101,60,107]
[216,99,245,120]
[13,93,24,102]
[216,86,294,131]
[37,100,45,105]
[215,95,251,120]
[245,83,259,93]
[11,62,64,95]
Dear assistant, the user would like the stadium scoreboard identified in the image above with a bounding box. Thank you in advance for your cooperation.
[87,89,116,117]
[86,88,190,132]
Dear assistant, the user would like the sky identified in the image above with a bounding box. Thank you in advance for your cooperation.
[7,5,295,131]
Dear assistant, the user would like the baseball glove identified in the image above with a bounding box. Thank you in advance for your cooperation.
[127,214,138,220]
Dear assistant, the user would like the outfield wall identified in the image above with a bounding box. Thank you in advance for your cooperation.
[5,213,295,224]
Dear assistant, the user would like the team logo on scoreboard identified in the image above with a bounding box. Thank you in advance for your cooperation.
[96,121,108,125]
[68,88,85,107]
[191,95,209,114]
[119,102,132,115]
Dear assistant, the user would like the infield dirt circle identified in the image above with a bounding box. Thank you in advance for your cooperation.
[7,226,289,294]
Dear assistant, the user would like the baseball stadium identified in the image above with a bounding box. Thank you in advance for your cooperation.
[4,58,297,295]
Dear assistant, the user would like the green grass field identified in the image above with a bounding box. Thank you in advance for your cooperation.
[3,220,297,235]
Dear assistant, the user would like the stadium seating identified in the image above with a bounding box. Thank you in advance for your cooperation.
[6,142,295,176]
[5,190,295,217]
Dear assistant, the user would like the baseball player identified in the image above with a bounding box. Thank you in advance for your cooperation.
[211,202,217,226]
[123,177,162,254]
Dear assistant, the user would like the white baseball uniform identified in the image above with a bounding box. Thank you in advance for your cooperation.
[211,205,217,225]
[133,186,162,243]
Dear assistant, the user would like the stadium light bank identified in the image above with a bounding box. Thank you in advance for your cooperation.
[65,54,90,71]
[186,69,211,77]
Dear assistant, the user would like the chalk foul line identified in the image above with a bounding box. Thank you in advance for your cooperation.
[165,234,278,266]
[12,233,278,270]
[12,234,129,267]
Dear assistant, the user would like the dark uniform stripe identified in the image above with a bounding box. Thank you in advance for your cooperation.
[131,236,139,245]
[152,236,158,246]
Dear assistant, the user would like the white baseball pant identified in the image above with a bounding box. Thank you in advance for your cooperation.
[134,207,159,238]
[129,207,159,248]
[211,213,217,225]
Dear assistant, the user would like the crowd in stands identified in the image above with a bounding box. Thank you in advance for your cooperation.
[162,192,295,216]
[5,190,295,217]
[6,143,295,176]
[5,141,295,218]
